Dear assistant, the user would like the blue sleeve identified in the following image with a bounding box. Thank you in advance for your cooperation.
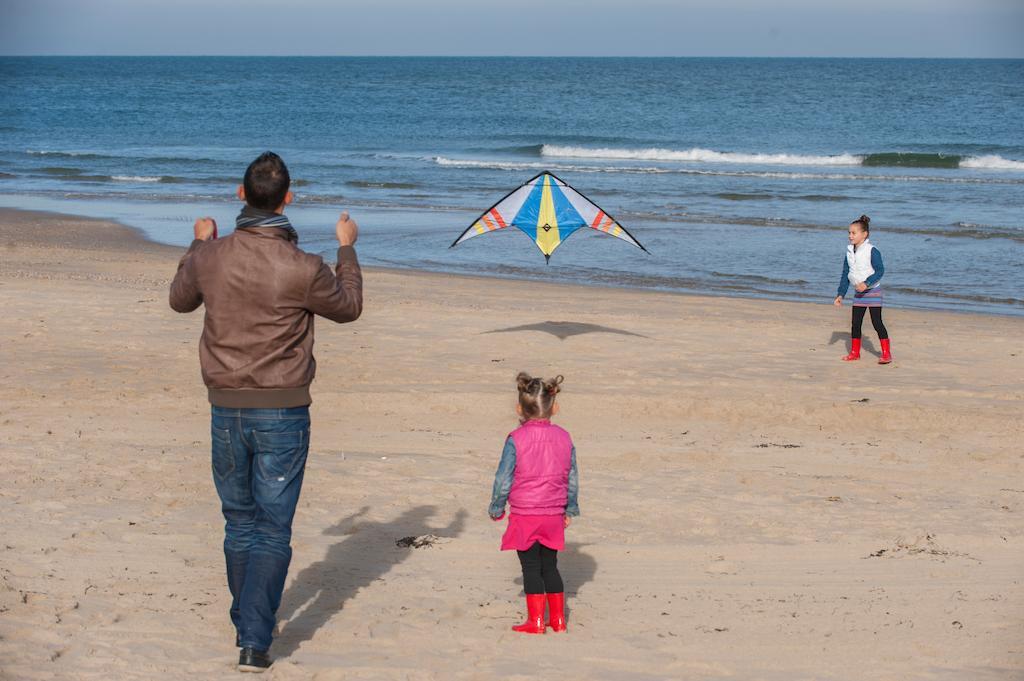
[836,255,850,298]
[865,249,884,287]
[488,437,516,518]
[565,446,580,517]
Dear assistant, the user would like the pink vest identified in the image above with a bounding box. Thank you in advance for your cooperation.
[508,420,573,516]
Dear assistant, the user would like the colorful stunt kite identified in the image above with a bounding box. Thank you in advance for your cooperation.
[450,171,647,262]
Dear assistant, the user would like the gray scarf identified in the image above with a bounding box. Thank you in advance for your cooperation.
[236,205,298,244]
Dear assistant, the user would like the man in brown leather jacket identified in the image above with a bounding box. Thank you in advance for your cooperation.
[169,152,361,672]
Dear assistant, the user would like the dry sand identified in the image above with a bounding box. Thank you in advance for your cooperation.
[0,208,1021,680]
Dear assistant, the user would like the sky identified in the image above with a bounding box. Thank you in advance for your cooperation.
[1,0,1022,58]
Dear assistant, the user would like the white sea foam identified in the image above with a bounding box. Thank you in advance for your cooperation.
[26,149,101,157]
[541,145,864,167]
[960,155,1024,171]
[431,156,1021,185]
[435,154,829,178]
[433,157,544,170]
[432,157,672,174]
[112,175,162,182]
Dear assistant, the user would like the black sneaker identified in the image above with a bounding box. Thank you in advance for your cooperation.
[238,647,271,673]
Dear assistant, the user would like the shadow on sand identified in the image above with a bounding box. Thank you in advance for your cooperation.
[510,541,597,619]
[484,320,647,341]
[828,331,878,358]
[273,505,467,658]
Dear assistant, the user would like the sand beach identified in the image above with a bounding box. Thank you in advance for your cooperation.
[0,208,1021,680]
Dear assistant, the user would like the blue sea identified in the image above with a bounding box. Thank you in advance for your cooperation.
[1,57,1022,315]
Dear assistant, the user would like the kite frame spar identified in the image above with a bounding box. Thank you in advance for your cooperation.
[449,170,649,262]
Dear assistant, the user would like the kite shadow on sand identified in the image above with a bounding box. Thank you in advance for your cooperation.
[273,505,467,658]
[484,320,648,341]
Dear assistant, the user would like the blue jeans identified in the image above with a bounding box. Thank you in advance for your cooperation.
[211,406,310,652]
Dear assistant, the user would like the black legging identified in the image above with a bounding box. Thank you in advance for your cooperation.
[517,542,563,594]
[851,306,888,340]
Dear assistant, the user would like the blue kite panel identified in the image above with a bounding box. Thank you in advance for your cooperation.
[549,181,585,239]
[510,181,544,241]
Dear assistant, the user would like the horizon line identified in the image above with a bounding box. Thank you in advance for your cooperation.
[3,54,1022,60]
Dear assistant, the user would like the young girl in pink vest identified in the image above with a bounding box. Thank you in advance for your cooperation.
[834,214,893,364]
[489,372,579,634]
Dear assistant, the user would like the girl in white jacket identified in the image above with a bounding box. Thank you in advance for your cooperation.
[833,215,892,364]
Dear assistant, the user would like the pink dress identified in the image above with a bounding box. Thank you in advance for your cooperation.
[501,513,564,551]
[492,419,575,551]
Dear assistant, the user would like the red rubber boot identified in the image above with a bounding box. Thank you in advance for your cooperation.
[878,338,893,364]
[842,338,861,361]
[512,594,547,634]
[546,593,567,633]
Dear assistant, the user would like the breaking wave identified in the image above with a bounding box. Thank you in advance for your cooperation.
[432,156,661,174]
[31,167,189,183]
[26,149,112,160]
[432,157,1024,185]
[542,145,862,166]
[960,155,1024,171]
[112,175,162,182]
[862,152,959,169]
[539,145,1024,171]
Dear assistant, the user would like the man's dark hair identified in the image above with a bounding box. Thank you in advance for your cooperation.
[243,151,291,210]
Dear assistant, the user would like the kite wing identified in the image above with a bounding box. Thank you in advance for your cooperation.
[450,171,646,261]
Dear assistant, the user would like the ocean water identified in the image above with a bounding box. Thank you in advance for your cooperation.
[1,57,1022,315]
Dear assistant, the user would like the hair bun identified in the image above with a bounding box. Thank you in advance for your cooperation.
[858,214,871,226]
[516,372,534,392]
[543,375,564,395]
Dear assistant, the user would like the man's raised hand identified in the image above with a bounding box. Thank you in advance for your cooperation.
[335,211,358,247]
[194,217,217,241]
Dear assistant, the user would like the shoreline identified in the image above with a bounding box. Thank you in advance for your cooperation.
[1,206,1022,679]
[2,204,1021,321]
[3,205,1022,420]
[0,206,180,253]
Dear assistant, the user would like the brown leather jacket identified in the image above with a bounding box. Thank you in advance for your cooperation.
[169,224,362,408]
